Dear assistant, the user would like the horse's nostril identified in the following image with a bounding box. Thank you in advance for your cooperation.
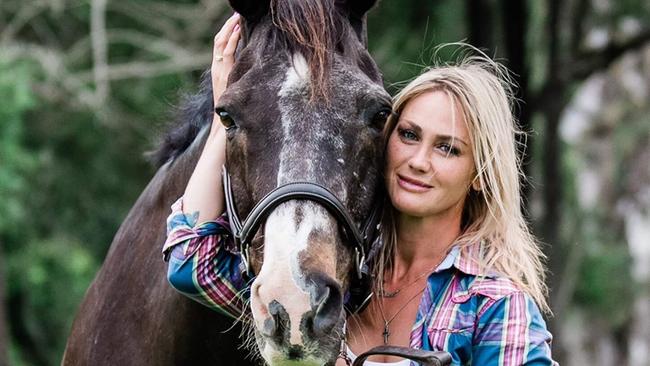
[287,344,304,360]
[261,317,277,338]
[266,300,290,342]
[310,279,343,337]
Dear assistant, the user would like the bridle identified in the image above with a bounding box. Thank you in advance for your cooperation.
[224,166,452,365]
[221,166,382,279]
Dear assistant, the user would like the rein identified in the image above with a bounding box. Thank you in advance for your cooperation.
[221,166,382,279]
[351,346,452,366]
[339,322,453,366]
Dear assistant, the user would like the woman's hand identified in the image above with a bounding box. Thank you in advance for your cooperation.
[212,13,241,107]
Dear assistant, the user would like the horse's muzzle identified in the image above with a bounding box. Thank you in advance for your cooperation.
[251,272,345,364]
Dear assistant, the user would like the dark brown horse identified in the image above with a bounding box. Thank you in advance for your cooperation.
[62,0,389,364]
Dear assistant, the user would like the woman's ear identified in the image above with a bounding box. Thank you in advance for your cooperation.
[471,177,482,192]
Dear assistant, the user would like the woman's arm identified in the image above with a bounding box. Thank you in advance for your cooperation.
[164,198,248,318]
[182,12,241,224]
[163,13,246,319]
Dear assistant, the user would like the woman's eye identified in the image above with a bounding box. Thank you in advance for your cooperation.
[438,143,460,156]
[215,108,237,130]
[397,127,418,141]
[370,108,392,129]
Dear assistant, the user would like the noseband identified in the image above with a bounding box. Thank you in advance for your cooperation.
[222,166,382,279]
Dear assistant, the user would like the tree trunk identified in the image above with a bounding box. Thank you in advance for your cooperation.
[466,0,493,50]
[501,0,533,208]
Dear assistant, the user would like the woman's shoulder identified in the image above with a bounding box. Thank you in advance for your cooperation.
[450,271,527,312]
[451,244,524,303]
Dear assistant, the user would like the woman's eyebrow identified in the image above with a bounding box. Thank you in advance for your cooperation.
[437,134,469,147]
[399,119,423,134]
[400,119,469,147]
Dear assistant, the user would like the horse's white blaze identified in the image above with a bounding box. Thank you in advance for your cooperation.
[276,53,347,201]
[279,53,309,99]
[278,52,312,186]
[252,201,336,345]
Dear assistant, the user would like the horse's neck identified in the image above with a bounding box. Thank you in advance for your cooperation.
[146,126,210,208]
[103,126,210,259]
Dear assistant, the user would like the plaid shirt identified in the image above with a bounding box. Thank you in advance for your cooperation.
[163,198,557,365]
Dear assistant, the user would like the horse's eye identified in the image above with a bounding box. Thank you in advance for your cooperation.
[370,108,392,129]
[215,108,237,130]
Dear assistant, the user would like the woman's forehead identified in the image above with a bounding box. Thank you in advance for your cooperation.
[399,90,471,140]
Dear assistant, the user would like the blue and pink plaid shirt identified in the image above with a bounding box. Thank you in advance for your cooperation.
[163,198,557,365]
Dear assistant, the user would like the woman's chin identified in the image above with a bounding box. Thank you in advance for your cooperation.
[391,197,432,217]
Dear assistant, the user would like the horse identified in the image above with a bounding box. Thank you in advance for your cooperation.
[62,0,390,364]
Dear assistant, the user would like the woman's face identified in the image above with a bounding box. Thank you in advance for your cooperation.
[385,90,476,220]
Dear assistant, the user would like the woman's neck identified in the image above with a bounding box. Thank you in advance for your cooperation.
[392,209,462,275]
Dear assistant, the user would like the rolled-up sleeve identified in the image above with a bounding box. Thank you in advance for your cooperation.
[472,292,557,366]
[162,197,250,319]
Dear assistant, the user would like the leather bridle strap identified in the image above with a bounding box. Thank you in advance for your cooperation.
[222,166,382,278]
[352,346,452,366]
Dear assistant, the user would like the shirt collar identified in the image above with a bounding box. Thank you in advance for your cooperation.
[434,241,495,278]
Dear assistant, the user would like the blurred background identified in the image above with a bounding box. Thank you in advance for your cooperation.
[0,0,648,365]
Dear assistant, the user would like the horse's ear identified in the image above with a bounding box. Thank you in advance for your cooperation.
[228,0,271,23]
[337,0,378,47]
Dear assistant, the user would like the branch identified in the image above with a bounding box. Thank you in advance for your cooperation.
[106,1,229,45]
[75,54,212,82]
[0,1,44,43]
[107,29,196,59]
[91,0,109,103]
[569,28,650,80]
[107,2,184,38]
[2,42,210,110]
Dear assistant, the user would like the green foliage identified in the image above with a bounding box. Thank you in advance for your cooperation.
[368,0,468,90]
[0,59,37,237]
[573,244,633,328]
[560,136,635,329]
[7,237,98,363]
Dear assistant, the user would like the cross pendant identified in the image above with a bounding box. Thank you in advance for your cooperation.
[382,322,390,344]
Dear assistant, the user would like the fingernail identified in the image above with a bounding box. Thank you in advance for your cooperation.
[234,24,240,31]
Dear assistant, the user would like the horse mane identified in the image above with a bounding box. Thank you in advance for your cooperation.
[150,0,349,167]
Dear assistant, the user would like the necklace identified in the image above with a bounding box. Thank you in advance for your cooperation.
[378,286,426,344]
[380,268,433,298]
[380,256,446,298]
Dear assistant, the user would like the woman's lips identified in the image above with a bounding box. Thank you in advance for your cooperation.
[397,174,433,192]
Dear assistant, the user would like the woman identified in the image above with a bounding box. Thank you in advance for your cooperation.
[163,14,556,365]
[341,60,555,365]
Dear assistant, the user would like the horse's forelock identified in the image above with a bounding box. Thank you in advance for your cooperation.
[270,0,346,101]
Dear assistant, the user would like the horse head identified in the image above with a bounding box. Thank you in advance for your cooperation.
[221,0,388,363]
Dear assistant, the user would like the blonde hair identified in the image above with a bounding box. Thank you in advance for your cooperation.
[375,46,550,313]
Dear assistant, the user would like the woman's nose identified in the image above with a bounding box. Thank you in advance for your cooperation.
[407,147,430,172]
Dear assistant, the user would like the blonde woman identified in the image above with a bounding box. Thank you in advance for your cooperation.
[340,57,556,365]
[164,17,556,365]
